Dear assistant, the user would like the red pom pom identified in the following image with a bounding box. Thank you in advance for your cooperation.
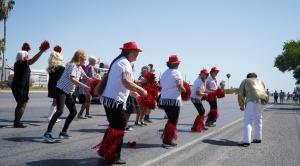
[138,84,159,110]
[39,40,50,51]
[216,88,225,98]
[143,72,156,85]
[89,79,101,97]
[181,81,191,101]
[201,93,217,102]
[54,45,62,53]
[21,43,31,52]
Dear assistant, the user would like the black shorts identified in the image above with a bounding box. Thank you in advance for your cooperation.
[12,87,29,103]
[125,96,140,114]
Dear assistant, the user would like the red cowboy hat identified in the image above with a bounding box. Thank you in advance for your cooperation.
[21,43,31,52]
[120,41,142,52]
[200,69,209,75]
[210,67,220,73]
[168,55,181,64]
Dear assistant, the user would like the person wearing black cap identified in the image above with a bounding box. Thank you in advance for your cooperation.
[159,55,186,147]
[237,73,268,147]
[93,41,147,164]
[11,41,50,128]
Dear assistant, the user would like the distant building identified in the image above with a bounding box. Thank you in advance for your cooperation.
[30,69,49,88]
[6,69,49,88]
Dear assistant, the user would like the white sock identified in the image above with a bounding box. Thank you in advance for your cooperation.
[48,105,56,121]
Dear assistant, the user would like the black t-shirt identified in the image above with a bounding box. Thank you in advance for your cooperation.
[48,65,65,90]
[12,60,31,90]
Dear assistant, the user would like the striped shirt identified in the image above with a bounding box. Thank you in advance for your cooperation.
[57,64,86,94]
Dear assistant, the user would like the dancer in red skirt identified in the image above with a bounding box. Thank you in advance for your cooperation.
[93,42,147,164]
[159,55,186,147]
[205,67,220,127]
[190,69,210,132]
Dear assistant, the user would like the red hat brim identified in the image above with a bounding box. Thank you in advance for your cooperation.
[200,72,209,75]
[119,48,142,52]
[168,61,181,64]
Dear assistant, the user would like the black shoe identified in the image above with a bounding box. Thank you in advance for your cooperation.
[238,142,250,147]
[205,121,216,127]
[13,122,27,128]
[162,142,177,148]
[252,139,262,143]
[140,121,148,126]
[108,159,126,165]
[77,115,87,119]
[85,114,93,118]
[144,119,152,123]
[134,121,142,126]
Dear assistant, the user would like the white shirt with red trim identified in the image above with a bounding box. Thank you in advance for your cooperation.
[206,75,218,91]
[191,77,206,100]
[102,57,132,103]
[160,69,183,100]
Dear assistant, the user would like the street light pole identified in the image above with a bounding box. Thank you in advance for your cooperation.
[226,73,231,92]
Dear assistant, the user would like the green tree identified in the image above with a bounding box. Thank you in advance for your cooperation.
[0,0,15,81]
[274,40,300,84]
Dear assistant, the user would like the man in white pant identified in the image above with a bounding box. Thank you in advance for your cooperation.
[238,73,268,147]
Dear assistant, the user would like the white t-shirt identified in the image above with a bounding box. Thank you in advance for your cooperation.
[191,77,206,100]
[57,64,86,94]
[160,69,183,100]
[206,75,218,91]
[102,57,132,103]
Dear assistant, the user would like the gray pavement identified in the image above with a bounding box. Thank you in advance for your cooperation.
[0,92,299,166]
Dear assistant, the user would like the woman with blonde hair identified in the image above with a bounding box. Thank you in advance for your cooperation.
[43,49,91,143]
[46,45,65,122]
[77,56,101,119]
[11,41,50,128]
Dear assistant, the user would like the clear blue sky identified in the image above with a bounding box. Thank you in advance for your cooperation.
[2,0,300,92]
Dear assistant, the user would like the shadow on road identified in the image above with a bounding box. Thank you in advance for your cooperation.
[265,107,300,111]
[122,143,162,149]
[70,128,106,133]
[202,139,239,146]
[90,113,107,117]
[177,123,192,126]
[2,136,59,143]
[26,157,109,166]
[0,118,46,124]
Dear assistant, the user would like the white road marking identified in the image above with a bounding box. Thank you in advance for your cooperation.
[139,117,243,166]
[139,104,275,166]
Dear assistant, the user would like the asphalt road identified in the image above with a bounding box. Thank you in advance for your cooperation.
[0,92,299,166]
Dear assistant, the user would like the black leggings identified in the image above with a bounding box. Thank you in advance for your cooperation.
[104,105,126,159]
[104,105,126,130]
[192,102,205,115]
[164,106,180,125]
[209,99,218,110]
[14,102,27,124]
[47,88,77,133]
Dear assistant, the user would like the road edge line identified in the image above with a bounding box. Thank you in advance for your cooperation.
[139,117,243,166]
